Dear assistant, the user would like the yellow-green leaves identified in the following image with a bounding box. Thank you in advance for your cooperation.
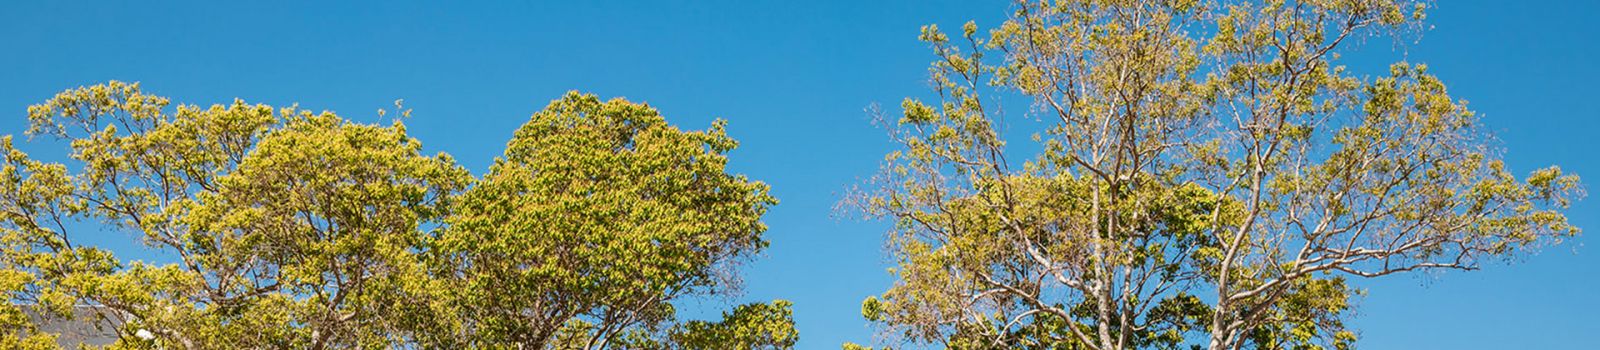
[669,300,798,349]
[26,81,170,139]
[433,91,783,348]
[5,85,792,349]
[3,82,471,349]
[856,1,1579,349]
[899,99,937,125]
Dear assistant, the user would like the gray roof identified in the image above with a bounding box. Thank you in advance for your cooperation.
[21,305,125,347]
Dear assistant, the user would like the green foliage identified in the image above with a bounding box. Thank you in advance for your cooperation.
[669,300,798,349]
[1,81,473,348]
[852,1,1581,349]
[429,91,780,348]
[1,84,793,349]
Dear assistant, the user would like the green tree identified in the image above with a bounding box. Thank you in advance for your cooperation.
[668,300,799,349]
[851,1,1580,350]
[1,84,795,349]
[0,81,471,349]
[429,92,787,349]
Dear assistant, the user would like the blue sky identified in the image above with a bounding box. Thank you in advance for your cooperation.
[1,1,1595,349]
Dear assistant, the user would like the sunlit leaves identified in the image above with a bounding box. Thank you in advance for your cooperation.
[0,83,798,349]
[431,92,785,348]
[854,1,1580,349]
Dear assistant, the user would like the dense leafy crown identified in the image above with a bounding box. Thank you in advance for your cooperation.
[432,92,786,348]
[0,81,471,349]
[0,85,795,349]
[851,1,1581,349]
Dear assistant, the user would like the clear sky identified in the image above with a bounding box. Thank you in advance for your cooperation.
[1,1,1596,349]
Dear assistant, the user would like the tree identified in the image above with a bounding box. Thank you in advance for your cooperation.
[668,300,799,349]
[0,83,795,349]
[850,1,1581,350]
[419,92,787,348]
[0,81,472,349]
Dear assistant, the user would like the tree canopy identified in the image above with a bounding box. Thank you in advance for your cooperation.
[0,2,1585,349]
[851,1,1581,349]
[0,83,793,349]
[431,92,788,348]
